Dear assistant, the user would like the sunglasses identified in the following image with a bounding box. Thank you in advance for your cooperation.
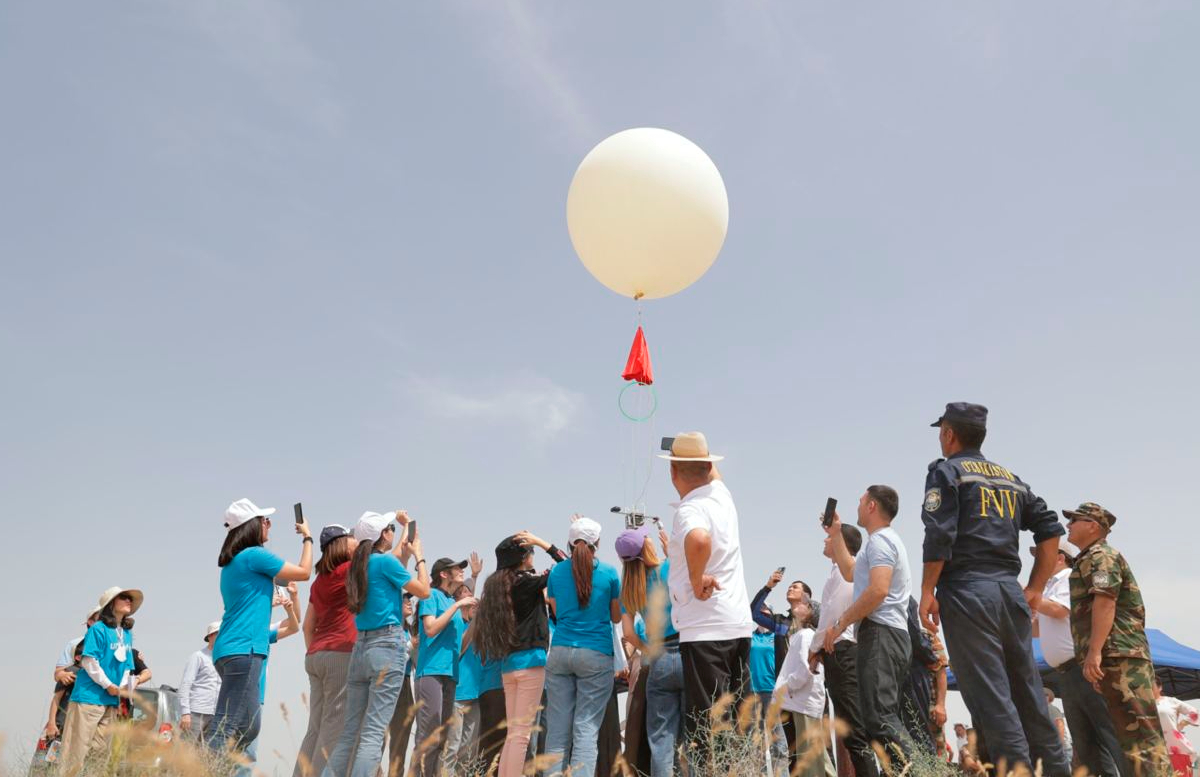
[1066,516,1099,525]
[116,593,134,602]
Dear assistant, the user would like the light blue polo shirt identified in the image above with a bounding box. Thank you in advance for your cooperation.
[214,546,285,662]
[417,588,464,678]
[547,558,620,656]
[479,657,502,693]
[852,526,911,631]
[355,554,413,631]
[71,622,134,707]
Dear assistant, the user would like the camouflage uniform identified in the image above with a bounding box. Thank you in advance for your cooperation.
[1067,502,1171,777]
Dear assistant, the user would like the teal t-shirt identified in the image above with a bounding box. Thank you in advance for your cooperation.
[547,558,620,656]
[71,622,134,707]
[214,546,285,661]
[417,588,464,678]
[479,657,502,692]
[456,644,483,702]
[749,631,777,693]
[259,627,279,703]
[355,554,413,631]
[501,647,547,673]
[641,560,678,641]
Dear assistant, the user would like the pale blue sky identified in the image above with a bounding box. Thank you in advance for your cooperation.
[3,1,1199,771]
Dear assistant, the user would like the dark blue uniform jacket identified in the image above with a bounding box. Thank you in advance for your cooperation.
[921,449,1064,583]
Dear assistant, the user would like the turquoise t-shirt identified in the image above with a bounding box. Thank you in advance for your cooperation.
[501,647,546,673]
[214,546,285,661]
[749,631,777,693]
[456,644,483,702]
[355,554,413,631]
[259,627,279,704]
[71,622,134,707]
[417,588,464,678]
[479,657,502,692]
[640,560,678,641]
[547,558,620,656]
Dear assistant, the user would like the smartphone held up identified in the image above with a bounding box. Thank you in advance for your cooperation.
[822,497,837,528]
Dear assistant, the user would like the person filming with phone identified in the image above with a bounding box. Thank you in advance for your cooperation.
[820,486,913,766]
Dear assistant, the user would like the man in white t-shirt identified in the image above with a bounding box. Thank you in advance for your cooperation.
[662,432,755,763]
[822,485,914,762]
[1033,538,1131,777]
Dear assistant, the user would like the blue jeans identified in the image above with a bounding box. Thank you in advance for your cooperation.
[209,654,266,755]
[645,645,685,777]
[544,645,614,777]
[322,626,409,777]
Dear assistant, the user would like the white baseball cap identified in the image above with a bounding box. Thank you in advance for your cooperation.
[567,516,602,548]
[353,511,397,543]
[224,498,276,531]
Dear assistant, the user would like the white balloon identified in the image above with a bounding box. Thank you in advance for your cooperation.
[567,128,729,300]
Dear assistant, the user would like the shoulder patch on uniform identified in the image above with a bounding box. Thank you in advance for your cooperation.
[924,489,942,513]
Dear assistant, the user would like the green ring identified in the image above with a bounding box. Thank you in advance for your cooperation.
[618,381,658,422]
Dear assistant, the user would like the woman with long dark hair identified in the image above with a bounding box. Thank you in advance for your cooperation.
[322,510,430,777]
[474,531,567,777]
[293,524,357,777]
[59,586,143,777]
[544,517,621,777]
[616,525,683,777]
[210,498,313,757]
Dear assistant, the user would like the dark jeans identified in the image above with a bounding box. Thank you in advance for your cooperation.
[938,579,1069,777]
[1057,660,1132,777]
[414,675,457,777]
[386,673,414,777]
[825,640,880,777]
[856,619,912,764]
[209,654,266,754]
[477,688,506,768]
[680,638,751,773]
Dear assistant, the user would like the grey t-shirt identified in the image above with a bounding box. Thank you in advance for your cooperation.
[852,525,912,631]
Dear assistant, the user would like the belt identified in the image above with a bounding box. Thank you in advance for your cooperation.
[360,624,405,638]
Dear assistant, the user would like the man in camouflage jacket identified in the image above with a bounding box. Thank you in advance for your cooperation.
[1065,502,1171,777]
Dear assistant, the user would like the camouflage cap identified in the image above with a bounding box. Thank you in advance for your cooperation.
[1063,502,1117,530]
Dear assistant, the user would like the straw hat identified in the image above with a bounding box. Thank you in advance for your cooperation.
[657,431,724,462]
[97,586,144,615]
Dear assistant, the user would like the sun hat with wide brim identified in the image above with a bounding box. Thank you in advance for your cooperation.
[97,586,144,616]
[204,620,221,641]
[656,431,724,462]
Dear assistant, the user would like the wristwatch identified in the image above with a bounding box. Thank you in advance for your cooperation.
[302,536,313,544]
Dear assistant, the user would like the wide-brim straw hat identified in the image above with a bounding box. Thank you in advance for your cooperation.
[657,431,724,462]
[97,586,144,616]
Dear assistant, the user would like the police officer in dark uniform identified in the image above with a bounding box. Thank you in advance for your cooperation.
[918,403,1071,776]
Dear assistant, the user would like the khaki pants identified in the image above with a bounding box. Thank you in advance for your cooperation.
[60,702,117,777]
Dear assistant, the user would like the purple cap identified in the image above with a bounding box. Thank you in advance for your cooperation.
[614,526,651,561]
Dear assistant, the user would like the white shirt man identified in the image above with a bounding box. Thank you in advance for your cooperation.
[662,432,754,754]
[179,622,222,738]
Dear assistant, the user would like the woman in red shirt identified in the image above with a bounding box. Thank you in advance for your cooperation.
[293,525,358,777]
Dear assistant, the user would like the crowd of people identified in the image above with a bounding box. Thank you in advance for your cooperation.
[39,404,1199,777]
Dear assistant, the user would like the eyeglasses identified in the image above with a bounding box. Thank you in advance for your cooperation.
[1067,516,1099,525]
[116,593,133,602]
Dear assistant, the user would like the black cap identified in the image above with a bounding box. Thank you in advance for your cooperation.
[495,536,533,570]
[319,524,351,551]
[931,402,988,429]
[430,557,468,580]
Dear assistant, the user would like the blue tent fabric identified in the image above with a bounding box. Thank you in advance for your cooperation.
[946,629,1200,700]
